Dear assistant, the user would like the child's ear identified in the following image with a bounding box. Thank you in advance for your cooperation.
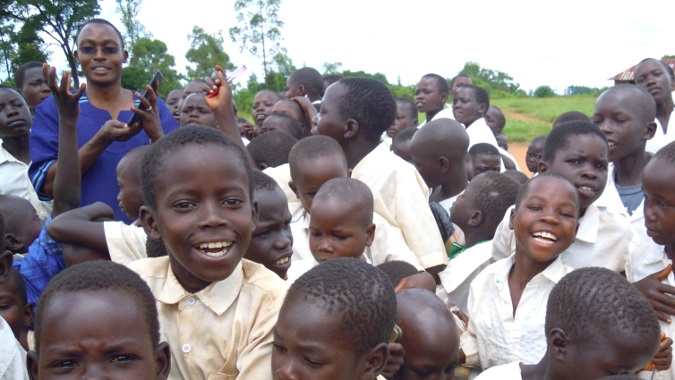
[139,205,162,241]
[550,327,569,361]
[154,341,172,380]
[365,223,375,247]
[643,121,657,141]
[438,156,450,172]
[4,233,21,253]
[508,208,516,230]
[27,350,39,380]
[297,84,306,97]
[468,210,483,227]
[538,160,549,174]
[344,119,359,140]
[288,181,300,200]
[358,342,389,380]
[122,49,129,63]
[440,91,449,104]
[23,303,34,328]
[0,249,13,283]
[251,198,259,226]
[258,162,269,170]
[479,102,488,116]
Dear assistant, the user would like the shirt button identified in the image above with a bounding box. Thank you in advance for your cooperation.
[182,344,191,353]
[187,297,196,306]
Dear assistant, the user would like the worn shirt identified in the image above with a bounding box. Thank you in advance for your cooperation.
[0,317,28,380]
[462,255,572,369]
[127,257,287,380]
[104,221,147,265]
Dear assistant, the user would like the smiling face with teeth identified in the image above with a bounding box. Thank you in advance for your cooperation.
[510,175,579,264]
[75,22,128,89]
[142,143,256,293]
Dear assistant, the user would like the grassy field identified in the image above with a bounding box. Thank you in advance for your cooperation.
[492,95,597,142]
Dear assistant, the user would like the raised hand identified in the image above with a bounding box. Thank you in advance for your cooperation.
[129,85,162,142]
[43,64,86,122]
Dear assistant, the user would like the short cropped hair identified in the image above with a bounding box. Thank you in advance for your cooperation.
[246,131,298,169]
[77,18,125,49]
[422,73,449,95]
[391,127,417,151]
[601,85,657,122]
[515,173,578,213]
[376,261,419,287]
[141,126,253,209]
[473,172,520,232]
[543,121,607,163]
[395,97,418,120]
[502,169,529,185]
[530,135,547,147]
[451,73,471,87]
[289,67,324,99]
[338,77,396,142]
[469,142,500,157]
[288,135,347,178]
[313,177,373,228]
[546,267,660,350]
[287,257,396,356]
[552,111,591,128]
[655,140,675,165]
[251,170,281,193]
[323,74,342,88]
[463,84,490,110]
[264,112,302,140]
[35,261,160,351]
[14,61,44,90]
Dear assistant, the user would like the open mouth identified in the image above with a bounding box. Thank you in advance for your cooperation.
[607,141,616,148]
[273,256,291,266]
[532,231,558,245]
[576,185,596,195]
[195,241,233,258]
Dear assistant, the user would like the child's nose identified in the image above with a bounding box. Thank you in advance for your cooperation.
[277,360,299,380]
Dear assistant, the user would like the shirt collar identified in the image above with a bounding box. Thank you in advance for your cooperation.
[575,203,600,243]
[639,241,669,266]
[157,260,244,316]
[496,254,567,286]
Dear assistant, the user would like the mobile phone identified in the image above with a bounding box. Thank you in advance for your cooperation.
[127,70,163,125]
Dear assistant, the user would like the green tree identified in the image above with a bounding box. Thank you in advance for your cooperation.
[116,0,151,50]
[3,0,101,86]
[121,37,183,97]
[533,85,556,98]
[185,26,235,81]
[229,0,284,78]
[459,62,523,96]
[323,62,342,75]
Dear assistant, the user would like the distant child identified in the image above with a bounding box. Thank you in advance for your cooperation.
[626,141,675,380]
[271,98,306,130]
[179,92,216,128]
[28,260,171,379]
[272,257,395,380]
[252,90,281,128]
[247,170,293,280]
[315,77,447,274]
[461,174,579,369]
[262,112,303,139]
[552,110,591,129]
[409,118,469,211]
[247,130,298,170]
[285,67,324,103]
[133,125,287,378]
[476,267,662,379]
[468,143,502,180]
[7,67,83,305]
[116,145,149,221]
[452,84,501,152]
[0,268,32,350]
[415,73,450,126]
[437,172,520,314]
[386,97,418,141]
[635,58,674,153]
[392,288,460,379]
[593,84,657,246]
[391,127,417,164]
[165,88,183,124]
[496,133,508,150]
[525,135,547,175]
[450,73,472,99]
[0,85,48,218]
[503,169,529,185]
[485,105,506,136]
[15,61,50,113]
[492,122,631,273]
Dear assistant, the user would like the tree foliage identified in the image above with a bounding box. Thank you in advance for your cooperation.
[116,0,151,50]
[185,26,235,81]
[533,85,556,98]
[459,62,524,97]
[2,0,101,86]
[229,0,284,78]
[121,37,183,97]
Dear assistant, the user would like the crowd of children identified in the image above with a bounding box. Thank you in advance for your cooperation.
[2,15,675,380]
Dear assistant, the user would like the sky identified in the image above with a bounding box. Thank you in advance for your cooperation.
[43,0,675,93]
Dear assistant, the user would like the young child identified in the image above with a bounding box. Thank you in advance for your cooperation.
[437,172,520,313]
[391,126,417,164]
[165,87,183,124]
[391,288,460,380]
[452,84,501,152]
[247,170,293,280]
[468,143,502,180]
[179,92,216,128]
[450,73,472,99]
[246,130,298,170]
[593,84,657,246]
[261,112,303,139]
[272,257,395,380]
[14,61,50,113]
[492,121,631,273]
[252,90,281,128]
[0,268,32,351]
[627,141,675,380]
[635,58,674,153]
[415,73,450,126]
[133,124,287,378]
[8,66,83,305]
[462,173,580,369]
[552,110,591,129]
[386,97,418,141]
[285,67,324,103]
[525,135,547,175]
[409,118,469,211]
[475,267,662,379]
[485,105,506,136]
[27,260,171,379]
[0,85,49,219]
[116,145,148,222]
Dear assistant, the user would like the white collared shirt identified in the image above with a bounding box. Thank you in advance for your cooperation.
[437,241,493,314]
[0,317,28,380]
[646,109,675,154]
[462,255,572,369]
[0,144,49,219]
[475,361,522,380]
[105,221,148,265]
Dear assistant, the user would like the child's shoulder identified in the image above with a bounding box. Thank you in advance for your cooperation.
[241,258,288,296]
[628,239,668,282]
[474,361,522,380]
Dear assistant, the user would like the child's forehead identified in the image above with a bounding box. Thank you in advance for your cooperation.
[0,88,27,102]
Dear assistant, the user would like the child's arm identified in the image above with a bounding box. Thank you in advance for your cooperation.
[203,65,243,146]
[44,66,84,217]
[47,202,114,256]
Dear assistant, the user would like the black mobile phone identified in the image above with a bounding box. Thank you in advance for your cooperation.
[127,70,163,125]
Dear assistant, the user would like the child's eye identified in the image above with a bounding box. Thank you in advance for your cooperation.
[173,201,195,210]
[272,342,287,353]
[304,357,324,368]
[527,205,542,211]
[110,354,134,363]
[52,360,78,368]
[223,198,244,207]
